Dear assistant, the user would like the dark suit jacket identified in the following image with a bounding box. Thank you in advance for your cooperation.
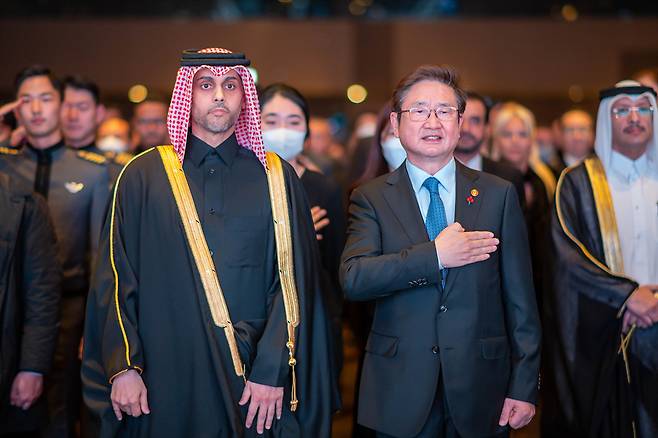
[340,160,541,438]
[481,156,526,210]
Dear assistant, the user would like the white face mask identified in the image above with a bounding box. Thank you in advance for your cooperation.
[97,135,129,153]
[262,128,306,161]
[355,122,377,139]
[381,136,407,171]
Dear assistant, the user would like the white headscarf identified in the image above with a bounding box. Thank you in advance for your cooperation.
[594,80,658,171]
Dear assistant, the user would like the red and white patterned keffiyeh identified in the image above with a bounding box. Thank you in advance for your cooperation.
[167,48,266,166]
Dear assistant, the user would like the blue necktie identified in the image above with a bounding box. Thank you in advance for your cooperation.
[422,177,448,288]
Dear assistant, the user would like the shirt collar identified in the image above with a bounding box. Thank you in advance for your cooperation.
[25,139,66,160]
[406,157,456,195]
[185,133,239,168]
[464,153,482,171]
[609,149,650,182]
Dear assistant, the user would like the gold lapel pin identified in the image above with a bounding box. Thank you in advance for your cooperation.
[470,188,479,197]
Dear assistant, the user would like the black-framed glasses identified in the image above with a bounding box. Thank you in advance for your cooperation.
[399,106,459,122]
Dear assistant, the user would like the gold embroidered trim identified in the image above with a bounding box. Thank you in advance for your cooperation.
[265,152,300,411]
[108,366,144,384]
[584,157,625,274]
[109,148,155,370]
[157,146,244,378]
[556,163,638,437]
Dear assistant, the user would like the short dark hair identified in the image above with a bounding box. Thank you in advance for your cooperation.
[465,91,491,124]
[63,75,101,104]
[391,65,467,117]
[258,83,310,138]
[14,65,62,98]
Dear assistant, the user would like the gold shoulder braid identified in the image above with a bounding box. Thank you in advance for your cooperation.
[0,146,20,155]
[265,152,301,412]
[77,150,107,165]
[114,152,133,167]
[157,146,245,379]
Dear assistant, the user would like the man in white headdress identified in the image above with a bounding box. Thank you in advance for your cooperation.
[543,80,658,438]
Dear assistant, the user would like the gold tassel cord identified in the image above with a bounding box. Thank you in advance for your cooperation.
[265,152,301,412]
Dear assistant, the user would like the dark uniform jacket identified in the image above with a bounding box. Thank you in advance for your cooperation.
[0,173,61,432]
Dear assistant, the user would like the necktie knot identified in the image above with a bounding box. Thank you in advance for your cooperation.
[422,177,440,194]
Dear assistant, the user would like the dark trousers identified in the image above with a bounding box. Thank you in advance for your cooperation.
[375,379,510,438]
[44,295,86,438]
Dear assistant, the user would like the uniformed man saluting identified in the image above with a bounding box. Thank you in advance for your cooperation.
[0,65,111,438]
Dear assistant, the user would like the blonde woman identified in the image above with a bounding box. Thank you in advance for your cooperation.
[491,102,555,312]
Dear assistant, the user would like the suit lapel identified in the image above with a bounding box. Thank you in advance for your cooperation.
[382,163,428,246]
[443,162,482,300]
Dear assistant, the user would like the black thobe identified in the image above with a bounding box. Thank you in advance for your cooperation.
[542,159,658,437]
[82,134,338,438]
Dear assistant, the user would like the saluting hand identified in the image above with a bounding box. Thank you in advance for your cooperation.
[239,380,284,434]
[0,98,24,117]
[111,369,150,420]
[434,222,499,268]
[498,397,535,429]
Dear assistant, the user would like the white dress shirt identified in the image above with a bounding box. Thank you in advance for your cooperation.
[405,158,457,270]
[607,150,658,284]
[462,153,483,171]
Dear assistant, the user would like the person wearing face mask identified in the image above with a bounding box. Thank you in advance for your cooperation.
[96,117,135,183]
[97,117,131,153]
[351,102,406,193]
[259,83,346,385]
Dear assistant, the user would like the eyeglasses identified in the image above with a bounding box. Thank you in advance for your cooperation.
[611,106,654,119]
[399,106,459,122]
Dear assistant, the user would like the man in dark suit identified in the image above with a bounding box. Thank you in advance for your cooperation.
[549,109,594,179]
[454,92,526,209]
[340,65,541,438]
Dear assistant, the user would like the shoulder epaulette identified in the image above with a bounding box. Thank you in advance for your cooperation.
[77,150,107,165]
[0,146,21,156]
[113,152,134,166]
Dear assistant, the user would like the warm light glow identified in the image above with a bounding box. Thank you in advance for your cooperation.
[561,4,579,22]
[128,84,148,103]
[347,84,368,104]
[568,85,584,103]
[349,1,367,16]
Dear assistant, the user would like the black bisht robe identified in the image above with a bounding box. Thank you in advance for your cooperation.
[82,147,339,438]
[542,159,658,438]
